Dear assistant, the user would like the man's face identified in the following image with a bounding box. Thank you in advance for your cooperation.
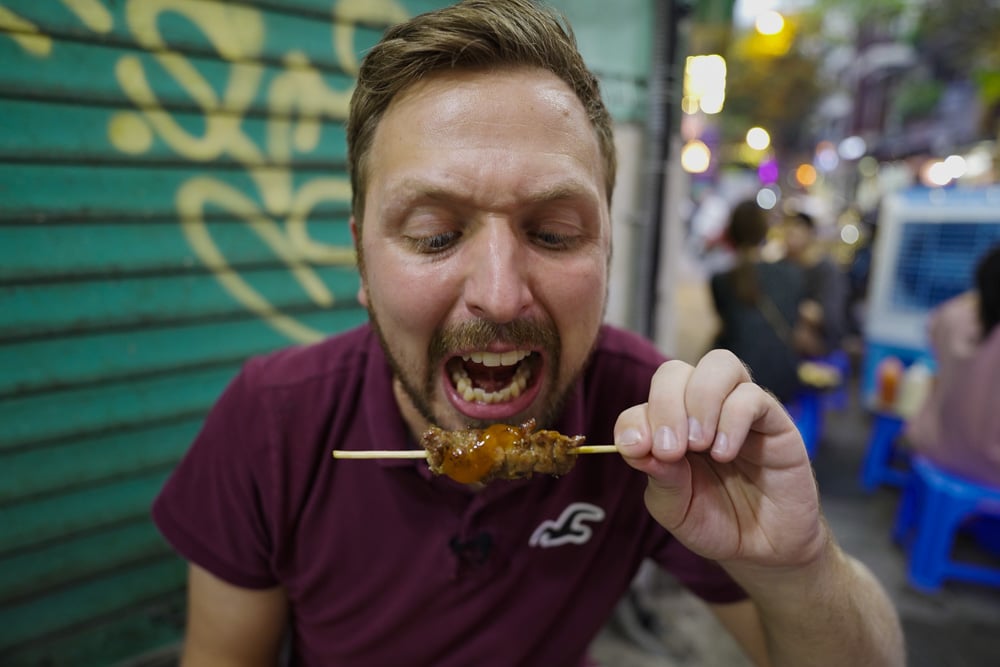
[783,222,812,258]
[354,67,611,435]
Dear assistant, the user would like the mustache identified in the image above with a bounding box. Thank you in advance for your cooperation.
[430,319,558,359]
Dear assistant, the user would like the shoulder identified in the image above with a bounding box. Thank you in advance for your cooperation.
[762,259,805,293]
[587,325,667,384]
[710,268,732,287]
[769,258,804,278]
[188,324,379,451]
[218,324,383,433]
[596,325,666,362]
[242,324,375,391]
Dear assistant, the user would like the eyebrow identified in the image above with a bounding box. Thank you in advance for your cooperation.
[391,179,600,211]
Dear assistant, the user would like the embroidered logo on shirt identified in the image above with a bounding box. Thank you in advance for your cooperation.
[529,502,605,548]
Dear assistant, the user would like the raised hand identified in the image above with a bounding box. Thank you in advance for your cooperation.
[614,349,827,570]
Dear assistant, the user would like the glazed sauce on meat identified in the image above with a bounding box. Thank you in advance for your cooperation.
[440,423,519,484]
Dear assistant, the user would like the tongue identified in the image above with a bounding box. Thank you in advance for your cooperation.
[464,361,518,393]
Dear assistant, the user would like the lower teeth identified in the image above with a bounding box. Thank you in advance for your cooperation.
[452,364,530,404]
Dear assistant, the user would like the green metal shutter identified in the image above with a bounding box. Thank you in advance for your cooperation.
[0,1,446,664]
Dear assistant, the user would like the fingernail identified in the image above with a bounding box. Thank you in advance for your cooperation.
[617,428,641,450]
[687,417,703,444]
[712,431,729,457]
[654,426,679,453]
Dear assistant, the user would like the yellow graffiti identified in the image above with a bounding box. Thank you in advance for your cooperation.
[2,0,409,342]
[64,0,113,33]
[113,0,404,342]
[107,110,154,154]
[177,177,335,343]
[332,0,410,75]
[0,0,111,54]
[268,50,354,163]
[111,53,266,163]
[0,7,53,56]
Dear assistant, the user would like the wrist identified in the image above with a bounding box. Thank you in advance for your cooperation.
[722,523,843,611]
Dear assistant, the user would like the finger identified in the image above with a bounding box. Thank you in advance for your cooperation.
[683,349,752,453]
[643,359,697,462]
[707,381,768,462]
[614,401,687,464]
[711,382,805,466]
[614,403,653,459]
[615,403,693,484]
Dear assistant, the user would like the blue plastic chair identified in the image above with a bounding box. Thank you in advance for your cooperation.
[892,455,1000,592]
[859,411,909,491]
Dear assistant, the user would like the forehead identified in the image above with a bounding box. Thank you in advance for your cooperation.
[364,67,607,211]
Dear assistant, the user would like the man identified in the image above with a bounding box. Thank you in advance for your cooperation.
[781,211,849,356]
[152,1,904,665]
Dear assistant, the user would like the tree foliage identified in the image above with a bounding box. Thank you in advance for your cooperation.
[697,13,823,156]
[912,0,1000,82]
[722,38,821,153]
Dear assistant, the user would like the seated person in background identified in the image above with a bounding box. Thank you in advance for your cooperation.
[710,200,807,403]
[905,244,1000,486]
[781,211,849,357]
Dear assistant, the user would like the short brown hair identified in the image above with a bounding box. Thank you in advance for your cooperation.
[346,0,616,224]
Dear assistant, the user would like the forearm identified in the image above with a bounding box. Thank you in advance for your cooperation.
[726,532,904,667]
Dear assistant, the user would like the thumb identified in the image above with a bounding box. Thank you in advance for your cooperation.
[641,459,694,533]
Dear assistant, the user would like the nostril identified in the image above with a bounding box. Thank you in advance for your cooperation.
[464,276,532,323]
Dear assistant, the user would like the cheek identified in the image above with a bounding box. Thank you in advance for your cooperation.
[364,253,454,333]
[546,259,608,339]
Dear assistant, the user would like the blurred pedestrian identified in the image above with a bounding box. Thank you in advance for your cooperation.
[781,211,849,356]
[710,200,807,402]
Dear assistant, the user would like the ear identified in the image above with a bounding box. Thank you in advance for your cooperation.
[350,216,369,308]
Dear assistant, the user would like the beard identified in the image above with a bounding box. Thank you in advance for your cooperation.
[367,310,586,431]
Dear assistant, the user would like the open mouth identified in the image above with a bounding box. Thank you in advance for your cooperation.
[446,350,541,405]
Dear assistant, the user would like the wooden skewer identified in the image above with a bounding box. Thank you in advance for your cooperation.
[332,444,617,460]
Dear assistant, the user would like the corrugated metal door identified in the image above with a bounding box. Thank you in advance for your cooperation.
[0,1,445,664]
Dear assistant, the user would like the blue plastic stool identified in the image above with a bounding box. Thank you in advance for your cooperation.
[969,517,1000,558]
[821,349,851,411]
[859,411,909,491]
[892,455,1000,592]
[786,391,822,459]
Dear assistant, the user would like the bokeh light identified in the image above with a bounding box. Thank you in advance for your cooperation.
[746,126,771,150]
[840,224,860,245]
[815,141,839,172]
[922,160,952,187]
[681,139,712,174]
[838,136,867,161]
[858,156,879,178]
[795,163,817,187]
[756,187,779,209]
[943,155,967,180]
[758,159,779,184]
[755,10,785,35]
[684,55,727,115]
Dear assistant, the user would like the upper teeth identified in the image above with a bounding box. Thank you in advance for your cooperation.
[462,350,530,367]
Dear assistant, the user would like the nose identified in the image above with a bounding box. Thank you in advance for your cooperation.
[463,221,533,324]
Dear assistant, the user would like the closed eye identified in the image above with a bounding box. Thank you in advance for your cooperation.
[530,229,577,250]
[407,230,461,253]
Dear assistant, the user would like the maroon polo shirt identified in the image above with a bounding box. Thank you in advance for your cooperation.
[152,324,746,666]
